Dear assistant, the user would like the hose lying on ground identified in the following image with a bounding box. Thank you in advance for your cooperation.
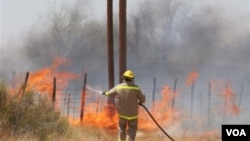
[139,104,175,141]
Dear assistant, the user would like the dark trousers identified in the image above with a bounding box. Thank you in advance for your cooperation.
[119,117,138,141]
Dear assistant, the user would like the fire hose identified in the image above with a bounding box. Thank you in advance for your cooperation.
[86,86,175,141]
[139,103,175,141]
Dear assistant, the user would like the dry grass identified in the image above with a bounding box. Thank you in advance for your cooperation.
[0,82,70,141]
[0,82,222,141]
[64,126,221,141]
[0,122,221,141]
[65,126,117,141]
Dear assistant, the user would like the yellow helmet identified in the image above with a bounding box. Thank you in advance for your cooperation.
[123,70,135,79]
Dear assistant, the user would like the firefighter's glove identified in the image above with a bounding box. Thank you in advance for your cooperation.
[139,103,144,106]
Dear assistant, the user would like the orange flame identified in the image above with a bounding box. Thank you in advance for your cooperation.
[27,57,78,94]
[67,102,118,133]
[210,80,240,116]
[10,58,243,138]
[6,58,190,136]
[185,69,199,86]
[82,104,118,132]
[222,82,240,115]
[68,85,180,133]
[138,86,179,131]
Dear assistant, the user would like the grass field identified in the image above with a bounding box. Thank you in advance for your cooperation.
[0,125,221,141]
[0,82,222,141]
[67,126,221,141]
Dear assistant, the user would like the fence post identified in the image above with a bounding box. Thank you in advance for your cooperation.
[207,82,211,125]
[21,72,30,96]
[67,94,70,119]
[190,81,195,119]
[172,78,177,111]
[80,73,87,122]
[52,77,56,109]
[238,84,244,109]
[223,82,230,122]
[152,77,156,105]
[199,93,203,117]
[96,95,100,113]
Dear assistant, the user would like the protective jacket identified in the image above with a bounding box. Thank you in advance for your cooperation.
[104,80,145,120]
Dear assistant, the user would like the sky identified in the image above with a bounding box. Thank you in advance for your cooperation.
[0,0,143,46]
[1,0,249,46]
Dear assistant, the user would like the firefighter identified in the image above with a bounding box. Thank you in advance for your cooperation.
[103,70,146,141]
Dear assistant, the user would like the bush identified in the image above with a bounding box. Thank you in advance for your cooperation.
[0,82,70,141]
[0,82,7,112]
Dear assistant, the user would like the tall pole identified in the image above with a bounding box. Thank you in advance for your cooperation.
[107,0,115,105]
[119,0,127,83]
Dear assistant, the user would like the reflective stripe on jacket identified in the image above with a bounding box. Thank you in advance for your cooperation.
[105,81,145,120]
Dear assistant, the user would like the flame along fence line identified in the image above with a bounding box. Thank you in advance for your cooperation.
[8,85,248,127]
[59,90,108,118]
[33,86,248,126]
[35,89,161,118]
[8,71,249,125]
[56,89,148,119]
[55,89,168,119]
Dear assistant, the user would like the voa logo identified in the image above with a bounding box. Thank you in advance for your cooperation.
[226,129,246,136]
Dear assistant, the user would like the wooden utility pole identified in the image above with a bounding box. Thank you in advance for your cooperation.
[119,0,127,83]
[107,0,115,105]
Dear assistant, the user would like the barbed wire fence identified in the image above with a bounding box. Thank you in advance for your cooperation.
[7,72,249,128]
[52,89,155,120]
[38,85,247,124]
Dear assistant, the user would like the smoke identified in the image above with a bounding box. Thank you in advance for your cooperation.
[1,0,249,134]
[1,0,248,84]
